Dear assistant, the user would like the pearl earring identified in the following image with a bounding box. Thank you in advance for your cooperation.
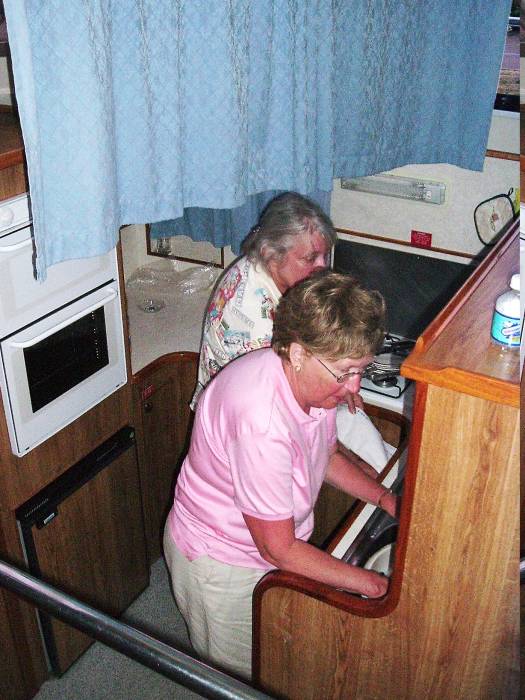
[295,364,301,372]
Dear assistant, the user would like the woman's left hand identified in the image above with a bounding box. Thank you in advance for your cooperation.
[343,391,364,414]
[379,491,398,519]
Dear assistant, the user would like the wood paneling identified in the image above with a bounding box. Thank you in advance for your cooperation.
[0,161,26,199]
[402,223,520,406]
[0,508,48,698]
[0,588,34,700]
[0,110,24,169]
[254,229,519,699]
[335,227,476,260]
[132,352,198,564]
[255,389,519,700]
[0,384,132,510]
[30,441,148,674]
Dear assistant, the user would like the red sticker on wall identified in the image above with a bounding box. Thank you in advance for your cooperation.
[141,384,154,400]
[410,230,432,248]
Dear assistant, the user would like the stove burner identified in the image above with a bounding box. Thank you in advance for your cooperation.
[360,333,415,399]
[372,374,399,388]
[381,334,415,359]
[374,353,403,371]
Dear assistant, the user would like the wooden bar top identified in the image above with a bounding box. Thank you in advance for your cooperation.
[401,220,520,407]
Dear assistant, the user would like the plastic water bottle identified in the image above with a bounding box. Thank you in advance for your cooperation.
[490,273,521,350]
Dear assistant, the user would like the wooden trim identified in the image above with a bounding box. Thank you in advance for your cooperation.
[131,351,199,384]
[402,220,520,407]
[252,394,423,683]
[0,509,49,697]
[0,146,24,169]
[401,364,518,408]
[335,228,476,260]
[485,149,519,162]
[252,403,412,663]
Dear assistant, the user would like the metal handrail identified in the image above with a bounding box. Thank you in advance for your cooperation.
[0,559,273,700]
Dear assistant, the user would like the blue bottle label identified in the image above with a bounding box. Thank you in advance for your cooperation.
[490,310,521,347]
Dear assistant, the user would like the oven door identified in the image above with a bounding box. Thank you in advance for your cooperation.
[0,281,127,456]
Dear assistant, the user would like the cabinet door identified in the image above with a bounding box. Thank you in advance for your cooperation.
[136,355,197,564]
[0,589,31,700]
[30,442,148,675]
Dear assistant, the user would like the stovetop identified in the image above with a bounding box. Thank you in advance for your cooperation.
[361,333,415,399]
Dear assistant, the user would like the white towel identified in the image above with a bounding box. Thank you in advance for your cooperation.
[336,405,390,472]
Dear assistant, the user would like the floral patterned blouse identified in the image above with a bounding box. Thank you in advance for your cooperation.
[191,257,281,408]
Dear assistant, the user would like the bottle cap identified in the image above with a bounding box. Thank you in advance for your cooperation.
[510,273,520,292]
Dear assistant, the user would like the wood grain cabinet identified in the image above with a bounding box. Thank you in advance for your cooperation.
[253,223,520,700]
[16,428,149,675]
[132,352,198,565]
[0,587,36,700]
[0,249,142,696]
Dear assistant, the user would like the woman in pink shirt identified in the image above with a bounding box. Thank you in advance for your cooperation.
[163,270,397,680]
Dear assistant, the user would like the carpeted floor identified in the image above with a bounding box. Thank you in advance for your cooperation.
[33,558,204,699]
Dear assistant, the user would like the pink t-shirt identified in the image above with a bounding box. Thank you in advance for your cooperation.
[167,348,337,570]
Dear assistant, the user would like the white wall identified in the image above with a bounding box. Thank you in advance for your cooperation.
[331,111,519,261]
[120,224,235,280]
[0,56,12,105]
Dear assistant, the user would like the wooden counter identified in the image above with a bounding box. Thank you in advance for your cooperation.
[402,223,519,406]
[253,221,520,700]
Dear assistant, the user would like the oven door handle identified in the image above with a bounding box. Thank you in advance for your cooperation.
[10,289,118,349]
[0,237,33,253]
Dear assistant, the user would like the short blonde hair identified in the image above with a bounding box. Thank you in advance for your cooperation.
[272,270,385,360]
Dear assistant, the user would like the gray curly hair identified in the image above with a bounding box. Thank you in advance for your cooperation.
[241,192,337,267]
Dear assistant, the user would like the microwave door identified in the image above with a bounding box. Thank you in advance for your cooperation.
[0,281,127,456]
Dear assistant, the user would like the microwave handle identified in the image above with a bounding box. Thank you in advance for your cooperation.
[0,237,32,253]
[11,289,118,349]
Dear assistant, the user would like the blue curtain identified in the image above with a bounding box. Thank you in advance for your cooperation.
[333,1,511,176]
[3,1,510,278]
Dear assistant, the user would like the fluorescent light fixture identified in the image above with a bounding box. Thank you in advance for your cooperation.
[340,174,446,204]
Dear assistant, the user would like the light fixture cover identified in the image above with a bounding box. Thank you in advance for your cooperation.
[341,174,445,204]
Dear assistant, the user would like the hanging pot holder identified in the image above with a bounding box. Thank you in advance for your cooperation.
[474,190,516,246]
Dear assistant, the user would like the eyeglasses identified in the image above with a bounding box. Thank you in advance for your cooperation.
[314,356,369,384]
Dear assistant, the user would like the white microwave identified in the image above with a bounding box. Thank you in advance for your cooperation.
[0,194,127,456]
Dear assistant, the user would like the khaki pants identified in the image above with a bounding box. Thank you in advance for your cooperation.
[163,524,266,680]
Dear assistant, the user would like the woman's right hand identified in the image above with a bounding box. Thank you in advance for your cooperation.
[347,566,389,598]
[243,512,391,598]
